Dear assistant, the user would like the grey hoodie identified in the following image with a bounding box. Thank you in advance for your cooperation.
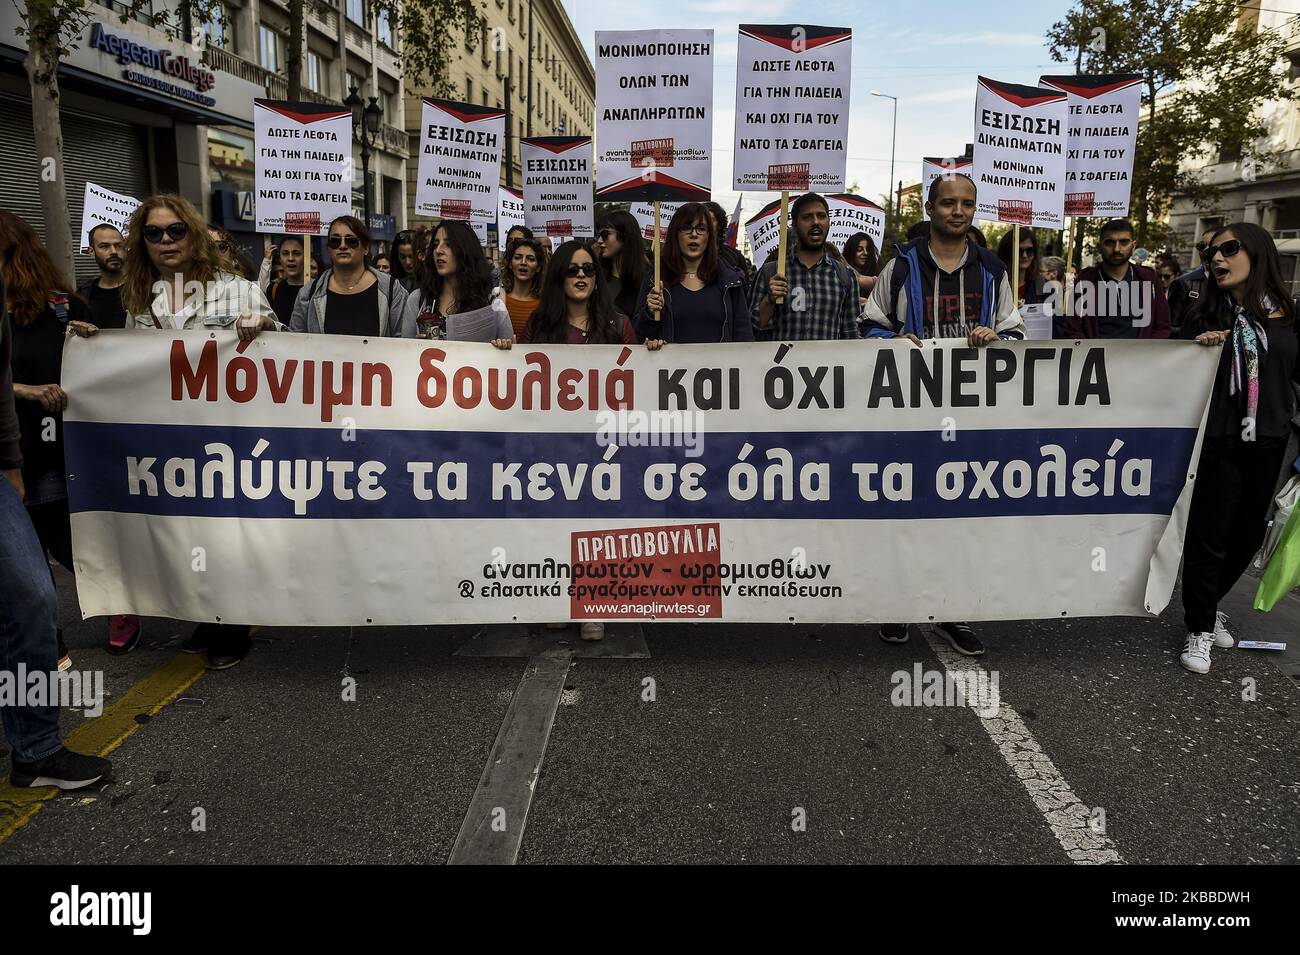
[289,267,413,337]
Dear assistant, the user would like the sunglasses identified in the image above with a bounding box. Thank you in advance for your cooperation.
[142,222,188,244]
[328,234,361,249]
[1201,239,1242,263]
[565,262,597,277]
[597,229,616,241]
[1018,247,1035,258]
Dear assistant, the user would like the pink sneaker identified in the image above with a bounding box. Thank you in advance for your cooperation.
[106,615,142,655]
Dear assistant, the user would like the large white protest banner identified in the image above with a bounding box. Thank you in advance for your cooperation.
[594,29,713,203]
[65,333,1216,626]
[253,100,352,235]
[971,78,1068,229]
[498,186,526,251]
[630,202,683,242]
[733,24,852,192]
[79,181,140,252]
[921,156,974,222]
[414,98,506,224]
[826,194,886,253]
[522,136,594,240]
[1038,74,1142,218]
[743,197,783,264]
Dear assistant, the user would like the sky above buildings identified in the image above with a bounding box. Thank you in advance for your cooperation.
[564,0,1076,227]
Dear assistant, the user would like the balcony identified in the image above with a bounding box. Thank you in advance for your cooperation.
[202,46,338,107]
[379,123,409,158]
[345,19,372,59]
[308,4,340,40]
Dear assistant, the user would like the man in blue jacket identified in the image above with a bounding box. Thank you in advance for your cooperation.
[861,173,1023,657]
[862,174,1025,345]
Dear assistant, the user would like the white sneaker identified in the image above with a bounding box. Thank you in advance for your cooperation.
[580,622,605,642]
[1180,632,1215,674]
[1213,611,1234,648]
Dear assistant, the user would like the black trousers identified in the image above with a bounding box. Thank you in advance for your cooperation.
[25,498,73,573]
[1182,437,1287,633]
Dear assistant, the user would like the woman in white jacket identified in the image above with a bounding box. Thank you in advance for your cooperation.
[72,193,276,670]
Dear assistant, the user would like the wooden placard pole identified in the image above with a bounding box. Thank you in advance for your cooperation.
[653,200,662,322]
[1062,216,1073,318]
[775,190,789,305]
[304,233,314,285]
[1011,222,1021,306]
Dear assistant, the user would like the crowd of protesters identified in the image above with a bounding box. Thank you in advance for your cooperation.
[1,174,1296,788]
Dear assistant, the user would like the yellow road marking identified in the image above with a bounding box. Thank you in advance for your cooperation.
[0,653,207,845]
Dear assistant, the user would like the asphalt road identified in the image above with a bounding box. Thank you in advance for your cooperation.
[2,565,1297,865]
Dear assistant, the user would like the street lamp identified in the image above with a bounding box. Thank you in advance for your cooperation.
[871,90,898,245]
[344,86,384,230]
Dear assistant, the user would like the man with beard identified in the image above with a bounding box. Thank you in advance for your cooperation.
[751,192,861,340]
[1064,218,1170,339]
[861,173,1023,657]
[77,224,127,329]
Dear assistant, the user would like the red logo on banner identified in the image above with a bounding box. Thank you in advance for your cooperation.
[767,163,810,191]
[570,523,722,620]
[1065,192,1096,216]
[440,198,471,220]
[545,219,573,237]
[631,137,675,168]
[284,212,320,234]
[998,199,1033,225]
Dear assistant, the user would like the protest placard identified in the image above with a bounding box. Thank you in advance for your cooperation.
[78,181,140,252]
[253,100,352,235]
[743,197,783,265]
[732,24,852,193]
[498,186,526,251]
[826,194,886,253]
[1038,74,1142,217]
[522,137,595,240]
[414,98,506,224]
[971,77,1068,230]
[630,202,683,242]
[594,30,713,203]
[921,157,975,222]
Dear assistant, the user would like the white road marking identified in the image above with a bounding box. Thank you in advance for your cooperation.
[922,626,1125,865]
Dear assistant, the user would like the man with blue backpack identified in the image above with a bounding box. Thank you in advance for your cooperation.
[751,192,862,341]
[860,172,1024,657]
[862,173,1025,348]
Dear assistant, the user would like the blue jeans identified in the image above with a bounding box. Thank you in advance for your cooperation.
[0,475,62,762]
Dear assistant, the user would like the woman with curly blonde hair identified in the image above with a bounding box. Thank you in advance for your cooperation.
[73,194,276,669]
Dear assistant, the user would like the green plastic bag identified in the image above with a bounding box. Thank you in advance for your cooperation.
[1254,491,1300,611]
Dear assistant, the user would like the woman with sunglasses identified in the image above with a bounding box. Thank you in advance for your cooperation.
[493,241,637,641]
[69,194,276,668]
[290,216,412,338]
[1177,223,1300,674]
[502,237,547,338]
[403,220,511,343]
[635,202,755,347]
[207,226,258,282]
[996,229,1051,306]
[595,210,647,321]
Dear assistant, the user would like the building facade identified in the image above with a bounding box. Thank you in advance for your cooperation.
[402,0,595,236]
[0,0,409,282]
[1169,1,1300,283]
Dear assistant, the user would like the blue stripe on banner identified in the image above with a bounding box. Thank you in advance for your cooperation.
[64,422,1195,521]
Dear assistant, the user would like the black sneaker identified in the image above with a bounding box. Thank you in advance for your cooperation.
[10,747,112,790]
[180,623,214,654]
[879,623,910,644]
[935,622,984,656]
[206,625,252,671]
